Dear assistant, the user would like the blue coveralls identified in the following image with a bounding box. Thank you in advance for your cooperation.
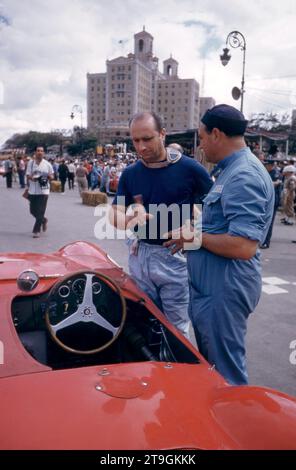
[187,148,274,385]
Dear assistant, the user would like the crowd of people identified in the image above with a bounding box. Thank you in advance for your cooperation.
[1,152,138,194]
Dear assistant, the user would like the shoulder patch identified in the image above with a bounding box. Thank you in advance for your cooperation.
[213,184,224,193]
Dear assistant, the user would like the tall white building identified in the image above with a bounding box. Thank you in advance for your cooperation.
[199,97,216,122]
[87,28,214,142]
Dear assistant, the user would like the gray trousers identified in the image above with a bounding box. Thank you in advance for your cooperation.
[127,240,191,338]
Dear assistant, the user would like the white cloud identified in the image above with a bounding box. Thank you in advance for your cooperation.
[0,0,296,146]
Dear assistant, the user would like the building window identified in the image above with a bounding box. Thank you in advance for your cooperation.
[139,39,144,51]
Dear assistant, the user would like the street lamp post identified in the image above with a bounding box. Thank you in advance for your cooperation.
[220,31,246,113]
[70,105,83,155]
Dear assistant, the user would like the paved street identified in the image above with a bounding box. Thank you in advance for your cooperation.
[1,177,295,396]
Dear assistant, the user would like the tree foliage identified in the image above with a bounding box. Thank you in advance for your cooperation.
[3,129,98,156]
[4,131,63,154]
[248,112,291,132]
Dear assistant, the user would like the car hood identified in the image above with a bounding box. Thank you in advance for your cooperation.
[1,362,296,450]
[0,241,118,281]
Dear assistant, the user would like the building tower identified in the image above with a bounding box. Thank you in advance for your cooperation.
[163,56,179,78]
[134,26,154,64]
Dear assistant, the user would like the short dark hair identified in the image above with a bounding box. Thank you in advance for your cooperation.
[129,111,164,132]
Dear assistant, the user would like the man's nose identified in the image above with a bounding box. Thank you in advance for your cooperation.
[138,141,147,152]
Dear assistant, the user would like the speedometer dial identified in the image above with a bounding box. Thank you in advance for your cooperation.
[72,278,86,298]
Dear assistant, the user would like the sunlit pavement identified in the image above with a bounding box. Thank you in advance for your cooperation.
[1,177,295,396]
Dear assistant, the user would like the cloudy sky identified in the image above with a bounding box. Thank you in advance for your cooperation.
[0,0,296,146]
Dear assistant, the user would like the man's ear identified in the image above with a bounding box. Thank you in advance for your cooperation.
[212,127,221,141]
[160,128,166,141]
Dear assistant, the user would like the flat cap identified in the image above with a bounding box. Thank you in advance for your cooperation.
[201,104,248,135]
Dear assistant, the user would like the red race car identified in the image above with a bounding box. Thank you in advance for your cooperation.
[1,241,296,450]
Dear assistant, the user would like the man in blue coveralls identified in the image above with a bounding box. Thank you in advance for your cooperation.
[110,111,212,338]
[165,104,274,385]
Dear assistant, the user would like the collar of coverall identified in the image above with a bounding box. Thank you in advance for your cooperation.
[139,147,182,168]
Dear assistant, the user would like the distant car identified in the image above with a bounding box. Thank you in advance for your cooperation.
[1,240,296,450]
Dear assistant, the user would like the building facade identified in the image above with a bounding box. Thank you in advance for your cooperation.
[87,28,213,142]
[199,97,216,122]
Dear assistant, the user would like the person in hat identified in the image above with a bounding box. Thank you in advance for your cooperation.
[165,104,274,385]
[281,165,296,225]
[110,111,212,338]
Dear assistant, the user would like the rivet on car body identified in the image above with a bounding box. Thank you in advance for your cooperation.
[95,385,102,391]
[98,368,110,376]
[141,382,148,387]
[164,363,173,369]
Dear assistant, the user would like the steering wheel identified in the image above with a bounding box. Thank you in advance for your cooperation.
[45,270,126,354]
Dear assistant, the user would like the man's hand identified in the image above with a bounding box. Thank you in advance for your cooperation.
[126,203,153,231]
[163,220,199,254]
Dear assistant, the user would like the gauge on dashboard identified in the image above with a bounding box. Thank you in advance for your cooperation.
[72,278,86,298]
[72,277,102,299]
[92,281,102,295]
[58,284,70,298]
